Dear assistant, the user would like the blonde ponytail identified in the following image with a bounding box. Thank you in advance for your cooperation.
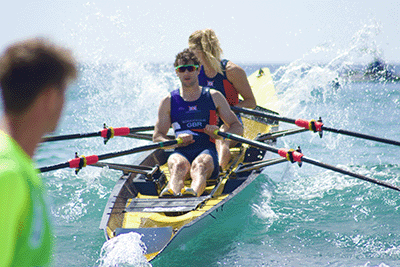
[189,29,224,75]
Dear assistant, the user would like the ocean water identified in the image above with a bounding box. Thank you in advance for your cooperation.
[29,23,400,266]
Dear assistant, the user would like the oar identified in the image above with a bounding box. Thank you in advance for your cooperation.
[232,106,400,147]
[256,128,308,141]
[42,125,155,144]
[124,133,175,141]
[39,138,182,173]
[215,130,400,192]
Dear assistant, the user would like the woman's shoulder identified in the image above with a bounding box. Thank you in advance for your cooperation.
[225,60,246,78]
[225,60,244,72]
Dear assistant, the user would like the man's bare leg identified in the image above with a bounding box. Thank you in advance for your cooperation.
[167,153,190,194]
[190,153,214,196]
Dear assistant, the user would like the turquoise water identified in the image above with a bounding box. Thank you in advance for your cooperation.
[34,59,400,266]
[30,22,400,266]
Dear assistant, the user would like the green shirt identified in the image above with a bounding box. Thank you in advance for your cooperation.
[0,131,53,266]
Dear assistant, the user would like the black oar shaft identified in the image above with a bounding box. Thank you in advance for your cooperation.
[322,126,400,146]
[43,132,99,142]
[39,139,179,173]
[216,131,400,192]
[256,128,308,141]
[39,163,70,173]
[231,106,295,124]
[232,106,400,147]
[42,126,155,142]
[301,157,400,192]
[217,131,279,153]
[125,133,175,141]
[96,141,177,161]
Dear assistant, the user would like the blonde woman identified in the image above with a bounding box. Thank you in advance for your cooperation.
[188,29,256,169]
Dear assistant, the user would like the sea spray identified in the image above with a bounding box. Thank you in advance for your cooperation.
[97,232,151,267]
[247,23,400,266]
[251,184,279,225]
[263,21,394,185]
[35,5,400,264]
[273,20,385,121]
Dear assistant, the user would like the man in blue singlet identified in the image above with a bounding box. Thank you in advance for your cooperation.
[153,49,243,197]
[0,38,77,266]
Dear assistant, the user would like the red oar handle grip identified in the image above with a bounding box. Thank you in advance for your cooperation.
[68,155,99,168]
[295,119,323,132]
[278,148,303,163]
[100,127,131,138]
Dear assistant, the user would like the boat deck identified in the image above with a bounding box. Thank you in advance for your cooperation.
[125,196,210,213]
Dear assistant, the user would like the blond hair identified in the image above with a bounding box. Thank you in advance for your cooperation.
[189,29,223,75]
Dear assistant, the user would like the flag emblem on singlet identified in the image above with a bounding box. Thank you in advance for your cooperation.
[207,81,214,87]
[188,105,197,111]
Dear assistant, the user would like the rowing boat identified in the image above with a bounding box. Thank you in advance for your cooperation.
[98,67,282,261]
[35,60,400,265]
[37,65,400,264]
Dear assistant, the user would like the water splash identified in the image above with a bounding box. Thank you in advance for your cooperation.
[74,60,177,131]
[263,21,400,194]
[251,183,279,226]
[67,2,139,64]
[47,167,111,222]
[62,1,179,134]
[97,232,151,267]
[34,5,400,265]
[272,20,385,119]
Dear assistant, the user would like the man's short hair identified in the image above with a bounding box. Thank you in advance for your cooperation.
[0,37,77,114]
[174,48,200,67]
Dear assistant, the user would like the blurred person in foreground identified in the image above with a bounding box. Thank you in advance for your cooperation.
[0,37,77,266]
[188,28,256,170]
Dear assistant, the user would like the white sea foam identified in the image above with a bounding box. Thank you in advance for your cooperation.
[97,232,151,267]
[273,20,384,120]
